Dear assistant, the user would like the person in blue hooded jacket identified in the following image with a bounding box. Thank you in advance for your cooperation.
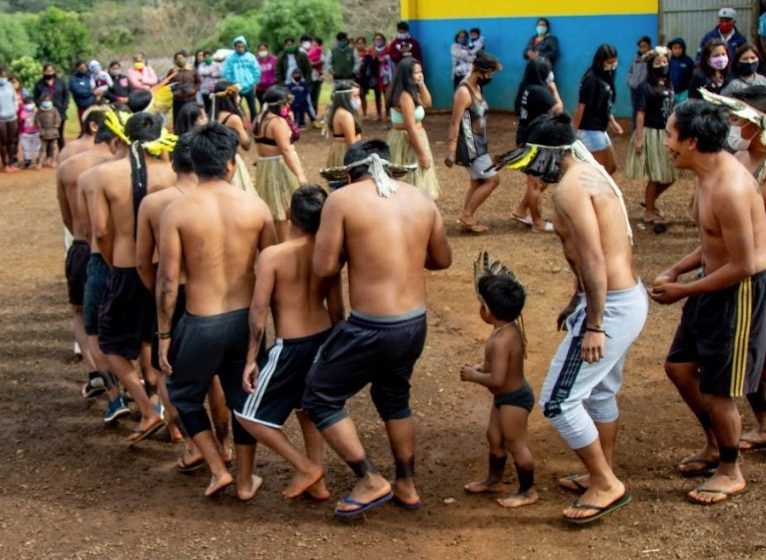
[667,37,695,104]
[223,35,261,121]
[69,59,96,135]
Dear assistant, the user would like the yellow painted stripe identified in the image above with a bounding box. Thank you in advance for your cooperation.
[731,278,751,398]
[401,0,658,20]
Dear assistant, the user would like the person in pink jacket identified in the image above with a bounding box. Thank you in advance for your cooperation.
[127,52,158,91]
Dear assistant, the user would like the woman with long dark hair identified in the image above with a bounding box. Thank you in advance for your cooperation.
[254,85,306,241]
[572,44,622,174]
[625,46,679,226]
[324,80,362,167]
[174,102,207,136]
[688,39,730,99]
[211,81,256,196]
[722,43,766,94]
[386,57,439,199]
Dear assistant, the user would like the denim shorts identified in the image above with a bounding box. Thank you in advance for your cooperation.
[577,129,612,152]
[468,153,498,180]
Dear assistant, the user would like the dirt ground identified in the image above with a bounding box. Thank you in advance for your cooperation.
[1,112,765,560]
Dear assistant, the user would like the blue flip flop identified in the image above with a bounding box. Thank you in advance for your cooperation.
[334,491,394,518]
[391,495,423,510]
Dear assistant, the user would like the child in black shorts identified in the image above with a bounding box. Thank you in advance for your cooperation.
[460,253,538,508]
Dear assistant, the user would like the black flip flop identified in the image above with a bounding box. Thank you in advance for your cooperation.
[176,456,205,473]
[566,492,632,525]
[559,475,588,494]
[678,456,719,478]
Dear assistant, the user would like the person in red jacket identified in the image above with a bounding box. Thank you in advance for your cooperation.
[389,21,422,68]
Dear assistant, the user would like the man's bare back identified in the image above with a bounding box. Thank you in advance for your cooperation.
[552,160,636,291]
[160,180,275,316]
[58,135,95,163]
[313,178,451,314]
[96,157,176,268]
[58,149,113,241]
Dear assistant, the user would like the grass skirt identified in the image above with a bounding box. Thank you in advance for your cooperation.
[386,128,440,200]
[625,127,680,184]
[255,155,300,221]
[232,153,258,197]
[326,141,348,168]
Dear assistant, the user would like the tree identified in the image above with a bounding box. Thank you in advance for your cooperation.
[10,55,42,90]
[29,7,91,70]
[84,1,145,55]
[0,13,37,63]
[141,0,219,56]
[217,10,261,50]
[256,0,342,52]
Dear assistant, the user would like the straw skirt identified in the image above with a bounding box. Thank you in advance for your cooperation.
[326,141,348,168]
[231,153,258,196]
[625,127,679,184]
[255,155,300,221]
[386,128,440,200]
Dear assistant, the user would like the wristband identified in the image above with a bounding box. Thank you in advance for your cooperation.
[585,326,609,337]
[157,331,171,339]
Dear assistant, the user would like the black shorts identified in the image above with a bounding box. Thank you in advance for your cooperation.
[166,308,254,445]
[83,253,108,336]
[236,328,331,428]
[493,382,535,412]
[65,240,90,306]
[667,270,766,397]
[150,284,186,371]
[98,267,154,360]
[302,309,427,430]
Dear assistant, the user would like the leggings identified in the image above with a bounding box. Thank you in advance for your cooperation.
[0,120,19,167]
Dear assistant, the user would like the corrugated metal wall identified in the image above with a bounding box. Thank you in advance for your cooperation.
[660,0,758,50]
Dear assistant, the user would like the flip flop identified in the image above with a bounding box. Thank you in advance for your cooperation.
[391,495,423,510]
[566,492,632,525]
[334,491,393,518]
[532,221,554,233]
[512,214,533,227]
[458,218,489,234]
[677,455,719,478]
[687,485,745,505]
[176,456,205,473]
[739,438,766,451]
[558,475,588,494]
[128,418,165,445]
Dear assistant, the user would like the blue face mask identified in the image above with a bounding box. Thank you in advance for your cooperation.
[536,25,547,36]
[458,37,468,46]
[0,78,7,86]
[337,41,347,48]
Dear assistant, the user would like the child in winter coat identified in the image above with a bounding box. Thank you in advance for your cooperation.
[287,69,315,128]
[18,95,40,169]
[35,94,62,166]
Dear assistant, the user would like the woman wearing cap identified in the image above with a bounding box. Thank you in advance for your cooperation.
[625,46,678,227]
[386,57,439,199]
[722,43,766,95]
[445,53,502,233]
[324,80,362,167]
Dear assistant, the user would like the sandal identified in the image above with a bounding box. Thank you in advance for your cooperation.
[458,217,489,234]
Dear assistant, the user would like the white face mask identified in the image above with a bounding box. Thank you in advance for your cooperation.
[728,125,756,151]
[351,98,361,110]
[301,41,311,50]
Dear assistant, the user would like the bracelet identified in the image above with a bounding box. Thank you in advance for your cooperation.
[156,331,171,339]
[585,326,609,336]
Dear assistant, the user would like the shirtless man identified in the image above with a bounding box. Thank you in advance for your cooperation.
[58,109,107,163]
[135,135,231,470]
[652,101,766,505]
[236,185,343,501]
[157,123,276,499]
[93,112,177,442]
[508,113,647,524]
[302,139,452,517]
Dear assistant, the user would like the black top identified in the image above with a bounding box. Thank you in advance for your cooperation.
[515,84,556,145]
[688,69,729,99]
[578,72,613,131]
[33,77,69,117]
[635,80,674,129]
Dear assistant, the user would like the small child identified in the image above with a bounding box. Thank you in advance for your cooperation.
[287,69,315,129]
[89,60,113,103]
[18,95,40,169]
[460,257,538,508]
[35,94,61,166]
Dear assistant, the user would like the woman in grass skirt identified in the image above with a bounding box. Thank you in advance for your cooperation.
[254,85,306,241]
[324,80,362,167]
[625,46,679,226]
[385,57,440,199]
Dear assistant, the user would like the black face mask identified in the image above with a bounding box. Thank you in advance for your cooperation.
[736,61,759,76]
[652,65,670,78]
[477,76,493,87]
[602,69,615,79]
[44,74,55,80]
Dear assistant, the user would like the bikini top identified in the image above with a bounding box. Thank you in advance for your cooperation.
[254,115,294,146]
[332,119,362,138]
[390,105,425,125]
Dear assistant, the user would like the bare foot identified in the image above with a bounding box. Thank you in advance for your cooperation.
[283,464,324,499]
[464,479,503,494]
[563,481,626,521]
[497,488,539,508]
[205,472,234,497]
[558,474,590,493]
[219,445,233,465]
[740,429,766,450]
[303,478,331,501]
[335,474,391,514]
[237,474,264,502]
[392,478,421,508]
[688,470,746,505]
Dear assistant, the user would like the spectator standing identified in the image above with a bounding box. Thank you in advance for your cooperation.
[389,21,423,67]
[689,39,730,99]
[18,95,40,169]
[69,60,95,134]
[327,32,360,83]
[168,50,201,130]
[105,61,130,105]
[33,63,68,150]
[35,93,61,166]
[722,43,766,95]
[277,37,311,86]
[355,36,375,117]
[667,38,695,104]
[523,18,559,67]
[89,60,112,105]
[255,44,278,108]
[468,27,485,56]
[126,52,158,91]
[697,7,747,61]
[223,35,261,122]
[287,69,315,129]
[197,50,222,115]
[308,38,326,117]
[627,36,652,127]
[451,30,475,89]
[0,66,19,173]
[370,33,392,121]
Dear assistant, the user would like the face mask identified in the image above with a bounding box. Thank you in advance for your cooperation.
[285,46,298,54]
[337,41,347,48]
[0,78,8,86]
[710,55,728,70]
[292,74,302,82]
[374,40,384,47]
[44,74,55,80]
[602,67,616,78]
[728,125,754,151]
[258,50,268,58]
[41,101,53,110]
[536,25,547,36]
[279,105,290,117]
[175,58,186,68]
[458,37,468,46]
[301,41,311,50]
[719,22,734,34]
[736,61,759,76]
[23,103,34,111]
[204,56,213,65]
[546,72,554,84]
[397,32,409,40]
[652,64,670,77]
[351,98,361,110]
[109,70,119,77]
[134,62,145,71]
[478,75,493,87]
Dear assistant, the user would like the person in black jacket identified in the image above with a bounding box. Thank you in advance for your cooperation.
[33,63,69,149]
[105,61,131,105]
[523,18,559,67]
[276,37,312,85]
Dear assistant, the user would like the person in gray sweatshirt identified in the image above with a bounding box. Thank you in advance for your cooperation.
[627,36,652,128]
[0,66,19,172]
